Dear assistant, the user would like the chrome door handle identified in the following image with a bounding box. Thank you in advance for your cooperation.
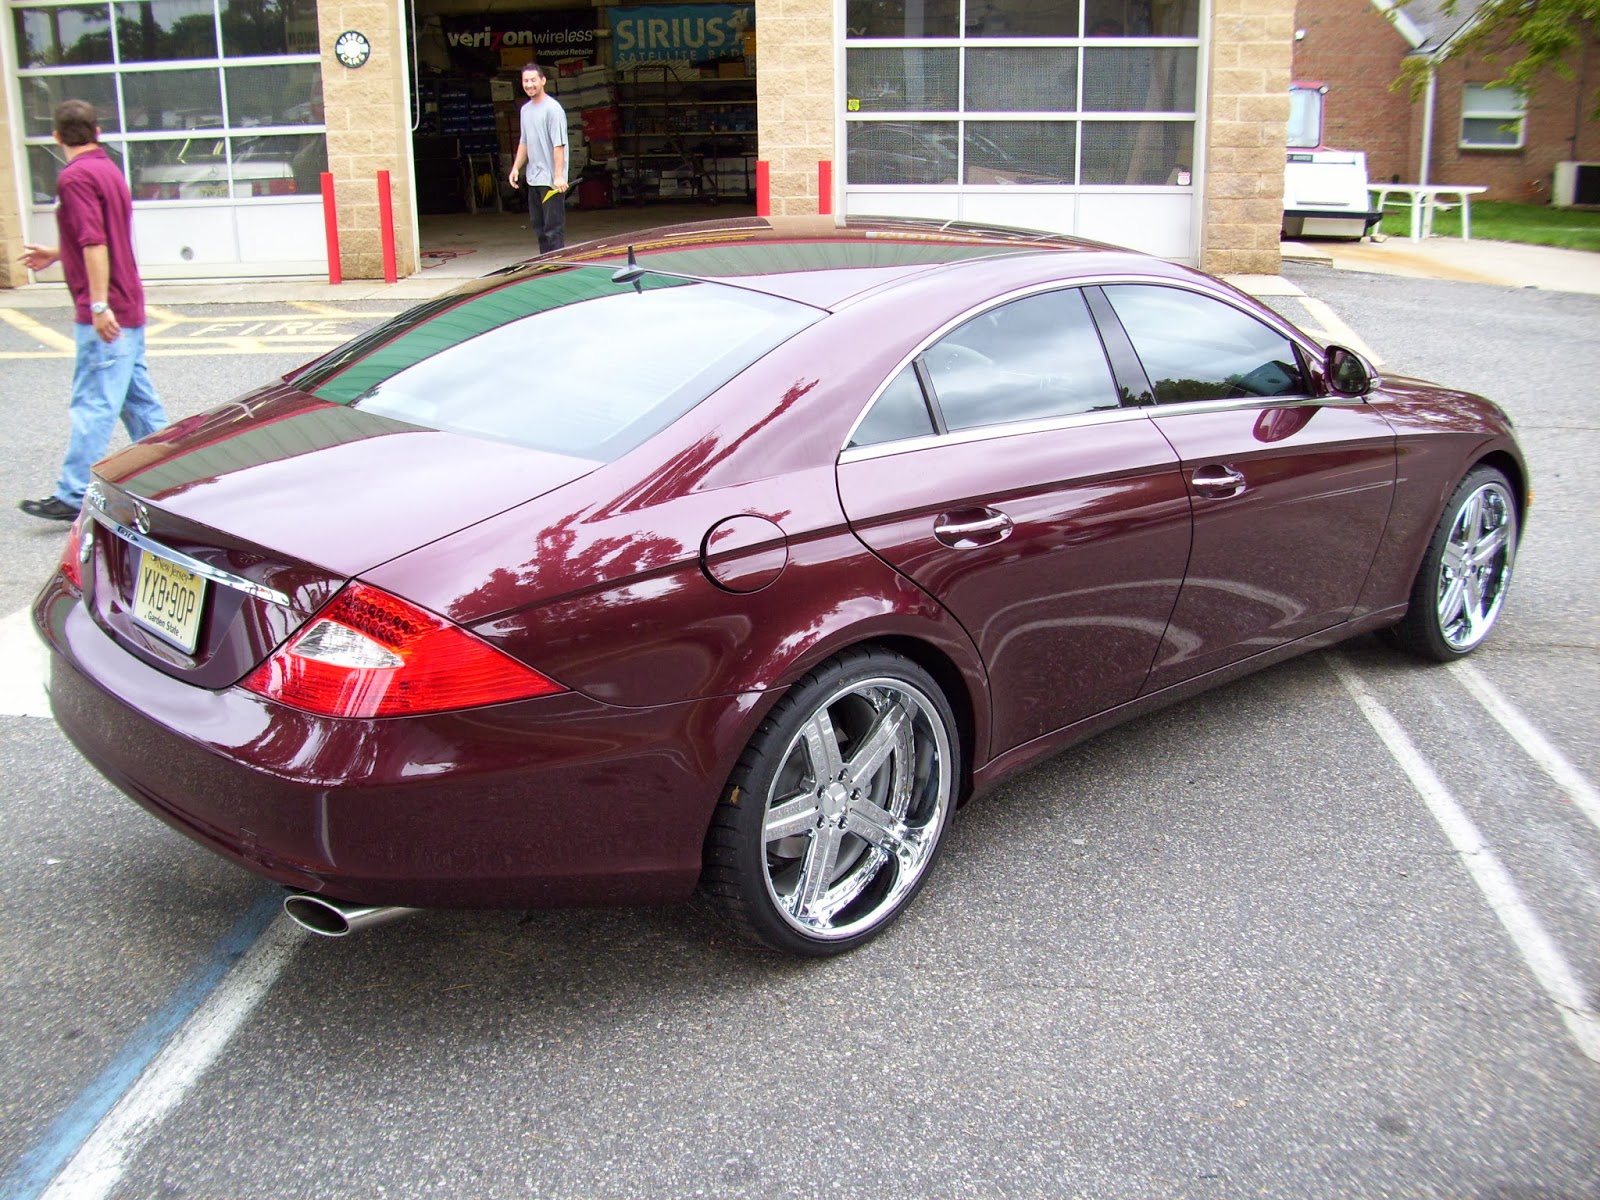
[1191,465,1246,497]
[934,509,1014,548]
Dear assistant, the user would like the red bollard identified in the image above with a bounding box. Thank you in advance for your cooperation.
[818,161,832,215]
[320,172,341,285]
[377,170,397,284]
[755,160,770,217]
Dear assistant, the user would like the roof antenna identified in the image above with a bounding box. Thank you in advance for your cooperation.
[611,245,644,291]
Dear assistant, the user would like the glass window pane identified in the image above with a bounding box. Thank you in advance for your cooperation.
[1462,84,1524,117]
[336,279,821,461]
[1104,285,1307,403]
[129,135,228,198]
[20,74,121,136]
[221,0,317,55]
[966,0,1081,38]
[926,290,1119,430]
[851,365,936,447]
[1083,48,1196,113]
[966,48,1077,113]
[966,121,1075,184]
[232,132,325,195]
[29,140,126,204]
[1461,118,1521,147]
[1084,0,1199,36]
[1081,120,1192,184]
[115,0,218,62]
[846,0,959,38]
[846,121,958,185]
[122,68,222,130]
[226,63,322,126]
[846,48,957,113]
[14,5,114,66]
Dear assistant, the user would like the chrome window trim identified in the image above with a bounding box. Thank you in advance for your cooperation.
[86,508,292,608]
[839,402,1150,465]
[838,272,1333,458]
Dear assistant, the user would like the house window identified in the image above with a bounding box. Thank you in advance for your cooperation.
[1459,84,1525,149]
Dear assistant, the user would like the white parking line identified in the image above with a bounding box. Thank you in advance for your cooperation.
[1448,659,1600,838]
[0,607,52,718]
[1329,652,1600,1063]
[38,915,304,1200]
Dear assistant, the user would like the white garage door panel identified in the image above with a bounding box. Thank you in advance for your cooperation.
[237,201,327,268]
[958,192,1078,237]
[132,207,238,271]
[845,191,961,222]
[1075,193,1194,261]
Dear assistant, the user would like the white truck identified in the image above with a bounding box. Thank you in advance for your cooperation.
[1281,82,1384,239]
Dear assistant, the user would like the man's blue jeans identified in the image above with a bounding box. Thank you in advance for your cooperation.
[55,323,167,508]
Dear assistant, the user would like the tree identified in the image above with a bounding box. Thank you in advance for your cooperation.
[1401,0,1600,118]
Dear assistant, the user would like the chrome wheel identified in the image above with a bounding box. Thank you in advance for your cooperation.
[1389,465,1519,662]
[761,675,952,941]
[702,650,959,955]
[1434,477,1516,652]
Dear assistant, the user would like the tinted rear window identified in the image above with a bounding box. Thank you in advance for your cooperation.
[288,267,821,461]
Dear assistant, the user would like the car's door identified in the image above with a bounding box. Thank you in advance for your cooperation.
[837,287,1192,758]
[1091,283,1397,692]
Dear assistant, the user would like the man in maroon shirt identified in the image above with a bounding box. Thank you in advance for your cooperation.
[18,99,167,522]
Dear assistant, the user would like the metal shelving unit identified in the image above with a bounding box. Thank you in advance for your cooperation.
[614,63,756,204]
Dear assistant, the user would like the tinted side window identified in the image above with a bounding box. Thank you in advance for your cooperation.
[850,365,937,447]
[922,289,1121,432]
[1103,285,1308,403]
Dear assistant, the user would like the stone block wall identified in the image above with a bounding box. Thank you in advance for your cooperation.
[754,0,833,216]
[1204,0,1296,274]
[319,0,421,277]
[0,83,27,287]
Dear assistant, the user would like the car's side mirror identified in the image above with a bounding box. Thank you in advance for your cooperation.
[1325,345,1375,397]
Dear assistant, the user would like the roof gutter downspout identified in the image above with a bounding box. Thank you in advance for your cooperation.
[1419,61,1437,186]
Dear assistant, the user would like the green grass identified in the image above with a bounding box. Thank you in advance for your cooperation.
[1377,199,1600,252]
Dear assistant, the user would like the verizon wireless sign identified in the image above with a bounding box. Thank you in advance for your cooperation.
[439,12,596,68]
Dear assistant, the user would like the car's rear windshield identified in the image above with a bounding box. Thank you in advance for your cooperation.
[288,266,822,461]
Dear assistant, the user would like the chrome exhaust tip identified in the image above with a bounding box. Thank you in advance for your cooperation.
[282,893,417,937]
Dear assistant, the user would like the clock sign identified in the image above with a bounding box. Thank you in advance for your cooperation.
[334,29,371,68]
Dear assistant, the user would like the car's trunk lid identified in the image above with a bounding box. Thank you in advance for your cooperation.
[83,385,598,687]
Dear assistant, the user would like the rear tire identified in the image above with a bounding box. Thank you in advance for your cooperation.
[1387,465,1518,661]
[701,648,958,956]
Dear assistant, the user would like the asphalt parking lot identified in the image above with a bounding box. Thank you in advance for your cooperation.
[1,263,1596,1199]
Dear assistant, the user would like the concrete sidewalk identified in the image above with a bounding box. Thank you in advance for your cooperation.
[1282,234,1600,295]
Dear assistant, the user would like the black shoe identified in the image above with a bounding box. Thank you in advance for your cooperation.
[19,496,79,522]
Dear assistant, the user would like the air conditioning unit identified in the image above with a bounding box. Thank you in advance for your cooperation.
[1552,161,1600,207]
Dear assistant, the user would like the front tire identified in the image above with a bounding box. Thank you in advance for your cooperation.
[1388,465,1518,661]
[701,648,959,956]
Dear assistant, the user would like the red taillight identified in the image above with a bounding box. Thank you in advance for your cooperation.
[60,515,87,591]
[241,582,565,718]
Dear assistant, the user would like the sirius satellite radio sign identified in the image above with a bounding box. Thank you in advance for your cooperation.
[608,4,753,65]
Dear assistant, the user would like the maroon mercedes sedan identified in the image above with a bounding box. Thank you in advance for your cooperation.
[33,217,1525,956]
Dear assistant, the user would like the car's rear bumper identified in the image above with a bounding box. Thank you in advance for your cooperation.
[35,576,751,909]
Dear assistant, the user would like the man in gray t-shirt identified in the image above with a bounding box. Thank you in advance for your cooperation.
[508,62,569,254]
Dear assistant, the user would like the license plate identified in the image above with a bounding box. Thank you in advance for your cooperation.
[132,550,207,654]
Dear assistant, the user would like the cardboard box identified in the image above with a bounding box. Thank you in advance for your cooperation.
[716,61,745,78]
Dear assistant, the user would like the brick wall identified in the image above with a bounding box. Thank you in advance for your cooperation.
[1202,0,1297,275]
[1292,0,1416,184]
[1293,0,1600,201]
[754,0,833,215]
[319,0,421,278]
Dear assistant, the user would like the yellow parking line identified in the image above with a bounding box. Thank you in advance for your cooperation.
[0,308,75,352]
[289,301,365,317]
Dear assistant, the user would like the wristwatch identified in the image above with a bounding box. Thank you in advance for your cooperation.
[90,301,109,315]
